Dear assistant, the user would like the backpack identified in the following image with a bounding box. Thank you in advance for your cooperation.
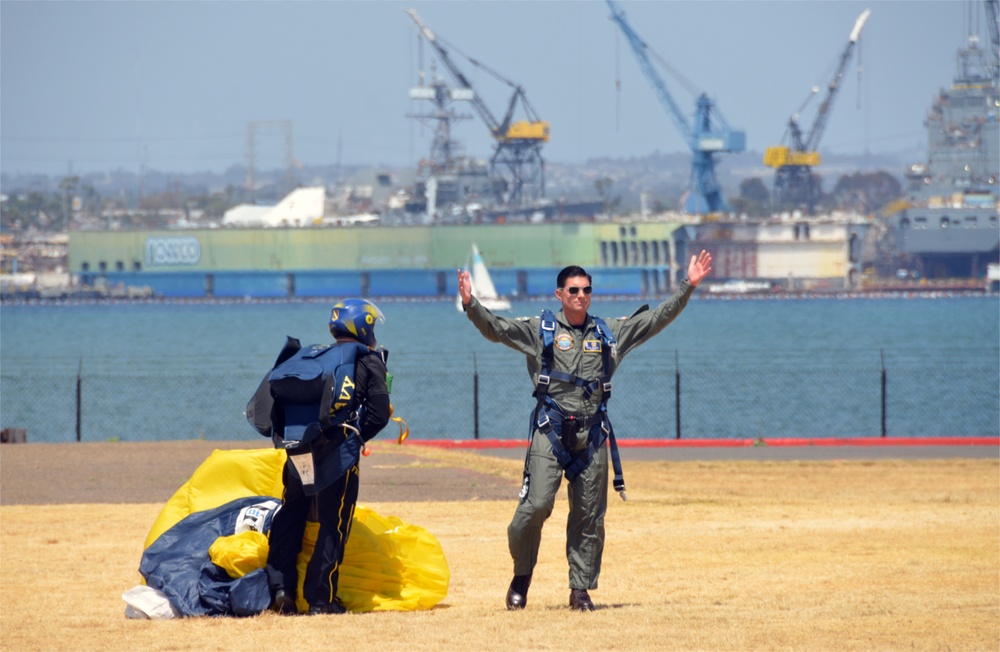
[267,341,370,444]
[244,338,372,495]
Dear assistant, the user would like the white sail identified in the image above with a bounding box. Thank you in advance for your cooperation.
[456,243,512,312]
[470,244,501,300]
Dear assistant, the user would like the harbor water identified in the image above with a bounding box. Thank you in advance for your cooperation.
[1,294,997,443]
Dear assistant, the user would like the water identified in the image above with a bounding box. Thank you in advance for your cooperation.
[1,294,997,442]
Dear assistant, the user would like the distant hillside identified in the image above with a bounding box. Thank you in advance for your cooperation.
[1,149,911,214]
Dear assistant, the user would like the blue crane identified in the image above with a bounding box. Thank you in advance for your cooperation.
[606,0,745,215]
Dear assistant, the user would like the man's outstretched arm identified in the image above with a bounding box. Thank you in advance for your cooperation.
[458,268,537,355]
[614,249,713,354]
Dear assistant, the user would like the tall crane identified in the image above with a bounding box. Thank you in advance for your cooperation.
[986,0,999,85]
[406,57,474,175]
[606,0,746,215]
[405,9,550,208]
[764,9,871,214]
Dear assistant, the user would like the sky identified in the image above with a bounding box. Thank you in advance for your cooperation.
[0,0,993,178]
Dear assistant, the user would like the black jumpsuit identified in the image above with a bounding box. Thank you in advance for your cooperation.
[265,351,390,611]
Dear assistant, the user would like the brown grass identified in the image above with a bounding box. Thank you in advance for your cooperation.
[2,451,997,651]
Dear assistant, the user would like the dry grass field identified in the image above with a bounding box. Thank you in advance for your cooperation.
[1,442,997,651]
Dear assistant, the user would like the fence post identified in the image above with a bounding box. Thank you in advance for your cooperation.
[675,350,681,439]
[76,357,82,442]
[473,352,480,440]
[880,349,886,438]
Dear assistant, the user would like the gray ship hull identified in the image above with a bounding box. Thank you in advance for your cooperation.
[890,205,999,277]
[888,6,999,279]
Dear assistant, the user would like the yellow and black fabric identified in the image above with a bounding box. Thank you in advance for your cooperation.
[140,448,449,616]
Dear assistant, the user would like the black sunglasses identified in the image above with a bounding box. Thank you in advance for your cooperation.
[563,286,593,295]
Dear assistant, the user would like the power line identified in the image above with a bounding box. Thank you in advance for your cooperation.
[1,134,243,144]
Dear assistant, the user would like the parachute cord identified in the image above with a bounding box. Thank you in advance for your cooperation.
[392,416,410,444]
[388,402,410,444]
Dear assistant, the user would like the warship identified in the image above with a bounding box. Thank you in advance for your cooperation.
[887,1,1000,279]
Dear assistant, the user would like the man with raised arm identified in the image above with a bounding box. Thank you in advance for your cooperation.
[458,250,712,612]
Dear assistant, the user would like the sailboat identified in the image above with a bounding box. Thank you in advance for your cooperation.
[456,243,512,312]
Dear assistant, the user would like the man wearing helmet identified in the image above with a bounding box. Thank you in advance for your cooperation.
[458,250,712,612]
[264,298,391,615]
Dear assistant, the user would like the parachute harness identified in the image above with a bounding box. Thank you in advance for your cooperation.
[530,310,627,501]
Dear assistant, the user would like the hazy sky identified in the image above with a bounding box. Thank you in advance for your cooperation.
[0,1,991,177]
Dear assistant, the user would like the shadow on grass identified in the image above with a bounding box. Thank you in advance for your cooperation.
[541,602,639,611]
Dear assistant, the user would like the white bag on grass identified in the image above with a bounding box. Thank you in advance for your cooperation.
[122,585,180,619]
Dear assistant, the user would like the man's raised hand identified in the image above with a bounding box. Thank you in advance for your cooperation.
[457,269,473,306]
[687,250,713,287]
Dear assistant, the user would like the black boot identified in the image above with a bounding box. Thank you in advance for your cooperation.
[308,600,347,615]
[569,588,596,611]
[505,575,532,610]
[271,589,296,615]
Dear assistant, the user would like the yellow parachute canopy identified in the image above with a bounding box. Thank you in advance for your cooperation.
[209,531,270,579]
[144,447,449,613]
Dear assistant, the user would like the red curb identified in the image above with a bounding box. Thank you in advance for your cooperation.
[406,439,529,450]
[404,437,1000,450]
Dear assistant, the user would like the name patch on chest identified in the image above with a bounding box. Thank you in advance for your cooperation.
[583,339,602,352]
[555,333,574,351]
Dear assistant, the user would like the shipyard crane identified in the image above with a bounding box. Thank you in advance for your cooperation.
[605,0,746,215]
[405,9,550,208]
[986,0,999,84]
[764,9,871,214]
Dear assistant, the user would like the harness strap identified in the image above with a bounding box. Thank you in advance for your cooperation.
[528,310,626,499]
[543,370,601,398]
[534,314,557,397]
[534,408,574,470]
[606,421,627,500]
[533,401,626,498]
[592,316,616,401]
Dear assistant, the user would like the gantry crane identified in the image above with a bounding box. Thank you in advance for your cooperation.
[606,0,746,215]
[764,9,871,214]
[405,9,550,208]
[406,57,474,175]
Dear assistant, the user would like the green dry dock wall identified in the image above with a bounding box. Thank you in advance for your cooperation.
[69,222,682,273]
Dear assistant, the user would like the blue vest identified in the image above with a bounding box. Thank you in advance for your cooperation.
[262,340,371,495]
[268,341,370,444]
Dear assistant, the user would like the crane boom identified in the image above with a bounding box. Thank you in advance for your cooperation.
[764,8,870,214]
[405,8,549,208]
[405,9,502,137]
[605,0,745,215]
[805,8,871,152]
[606,0,692,145]
[987,0,999,84]
[405,9,549,145]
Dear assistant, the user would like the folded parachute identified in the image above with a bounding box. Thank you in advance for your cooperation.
[130,447,449,617]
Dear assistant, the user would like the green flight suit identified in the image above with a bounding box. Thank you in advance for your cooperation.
[464,279,696,590]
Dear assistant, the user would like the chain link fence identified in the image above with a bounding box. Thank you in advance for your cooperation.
[2,347,996,443]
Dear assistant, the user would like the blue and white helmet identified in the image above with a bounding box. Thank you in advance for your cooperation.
[329,298,384,348]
